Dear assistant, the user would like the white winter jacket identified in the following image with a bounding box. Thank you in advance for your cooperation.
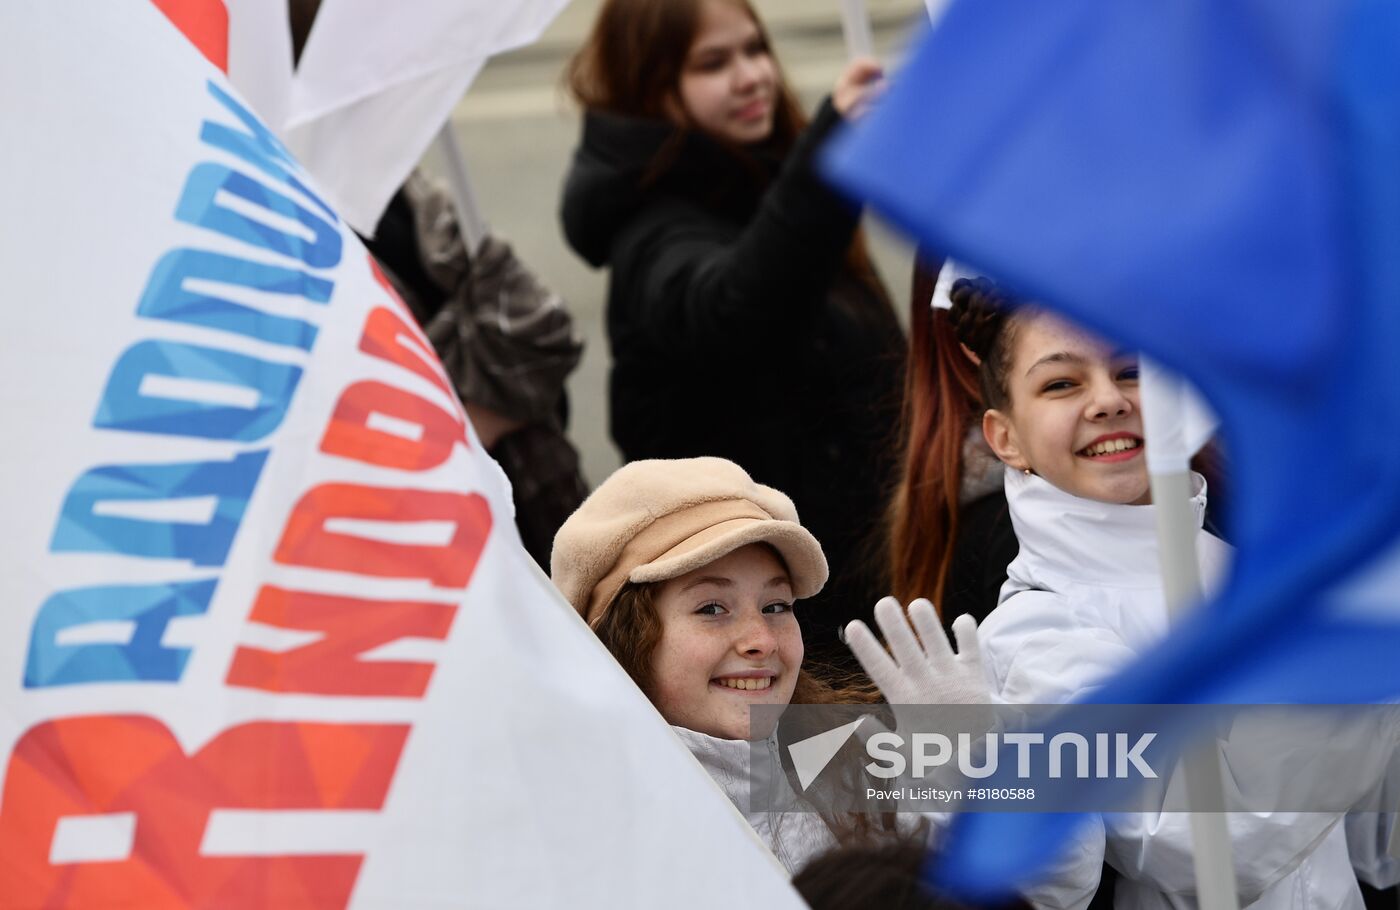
[979,468,1366,910]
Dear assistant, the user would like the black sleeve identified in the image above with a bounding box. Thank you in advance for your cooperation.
[616,100,863,353]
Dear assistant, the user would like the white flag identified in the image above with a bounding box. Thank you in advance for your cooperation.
[0,4,805,907]
[283,0,572,233]
[1141,357,1219,476]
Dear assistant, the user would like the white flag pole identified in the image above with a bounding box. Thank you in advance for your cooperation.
[1141,358,1240,910]
[924,0,955,24]
[838,0,875,59]
[433,122,488,256]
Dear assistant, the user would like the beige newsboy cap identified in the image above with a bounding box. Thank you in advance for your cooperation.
[551,457,828,624]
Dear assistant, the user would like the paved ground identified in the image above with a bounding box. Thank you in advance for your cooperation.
[421,0,928,488]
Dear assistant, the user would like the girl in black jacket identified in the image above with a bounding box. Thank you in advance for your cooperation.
[560,0,906,667]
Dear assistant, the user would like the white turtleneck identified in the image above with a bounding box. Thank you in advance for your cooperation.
[979,468,1365,910]
[984,468,1231,705]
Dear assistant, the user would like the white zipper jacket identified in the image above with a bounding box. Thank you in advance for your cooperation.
[979,468,1365,910]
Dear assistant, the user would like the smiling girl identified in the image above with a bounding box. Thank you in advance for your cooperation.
[550,457,885,872]
[948,278,1366,910]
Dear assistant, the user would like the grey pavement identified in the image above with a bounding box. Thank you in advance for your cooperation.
[422,0,928,489]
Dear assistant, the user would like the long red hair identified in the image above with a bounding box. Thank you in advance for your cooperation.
[886,258,984,610]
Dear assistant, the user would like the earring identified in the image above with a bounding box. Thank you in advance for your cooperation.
[1022,468,1032,476]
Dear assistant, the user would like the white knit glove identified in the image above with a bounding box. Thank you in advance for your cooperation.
[845,597,997,808]
[844,596,993,711]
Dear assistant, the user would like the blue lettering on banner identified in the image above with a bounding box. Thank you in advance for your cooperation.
[96,339,302,441]
[201,81,338,224]
[29,75,349,689]
[177,162,342,269]
[139,249,331,351]
[24,579,217,687]
[52,450,268,566]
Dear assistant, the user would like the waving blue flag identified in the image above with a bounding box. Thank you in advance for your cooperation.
[824,0,1400,899]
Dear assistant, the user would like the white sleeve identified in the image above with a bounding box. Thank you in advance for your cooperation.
[976,592,1112,910]
[919,811,1106,910]
[1105,705,1390,902]
[979,590,1137,706]
[1019,814,1108,910]
[980,593,1386,905]
[1106,811,1344,903]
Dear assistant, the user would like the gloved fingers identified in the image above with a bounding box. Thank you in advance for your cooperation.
[843,619,903,699]
[908,598,955,668]
[950,613,983,668]
[873,596,928,676]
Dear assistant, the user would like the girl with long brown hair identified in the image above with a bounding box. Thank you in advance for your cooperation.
[561,0,906,666]
[550,457,906,872]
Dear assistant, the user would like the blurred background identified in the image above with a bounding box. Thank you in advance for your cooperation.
[417,0,929,487]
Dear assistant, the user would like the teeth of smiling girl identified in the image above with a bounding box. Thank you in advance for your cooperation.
[717,677,773,691]
[1084,438,1140,456]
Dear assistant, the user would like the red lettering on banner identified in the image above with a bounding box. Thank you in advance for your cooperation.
[358,306,457,406]
[227,586,456,697]
[150,0,230,72]
[275,484,491,589]
[0,715,406,909]
[321,380,467,470]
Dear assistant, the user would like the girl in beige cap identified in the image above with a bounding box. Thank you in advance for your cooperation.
[552,456,892,871]
[552,457,870,734]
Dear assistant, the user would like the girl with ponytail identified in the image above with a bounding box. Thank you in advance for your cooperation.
[886,260,1018,628]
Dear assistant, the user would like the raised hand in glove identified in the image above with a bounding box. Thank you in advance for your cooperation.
[844,596,992,709]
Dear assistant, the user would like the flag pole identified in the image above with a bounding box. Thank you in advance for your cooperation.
[433,121,487,257]
[1142,359,1240,910]
[923,0,955,24]
[838,0,875,59]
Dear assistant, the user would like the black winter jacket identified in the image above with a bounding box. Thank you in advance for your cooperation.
[560,101,906,662]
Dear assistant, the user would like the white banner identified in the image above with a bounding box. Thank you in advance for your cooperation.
[0,4,804,908]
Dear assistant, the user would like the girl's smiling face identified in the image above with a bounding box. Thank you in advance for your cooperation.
[648,543,802,740]
[983,311,1151,505]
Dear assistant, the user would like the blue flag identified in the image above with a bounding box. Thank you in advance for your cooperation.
[824,0,1400,899]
